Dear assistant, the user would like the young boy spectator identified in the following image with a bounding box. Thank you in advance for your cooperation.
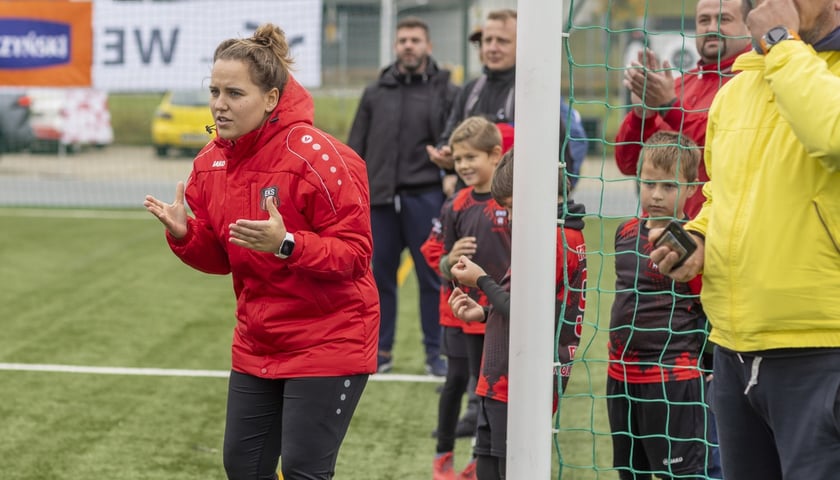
[448,147,587,480]
[607,130,713,480]
[429,116,510,480]
[421,121,514,447]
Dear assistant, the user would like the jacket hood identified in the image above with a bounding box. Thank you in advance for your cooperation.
[377,57,447,87]
[212,75,314,159]
[560,199,586,231]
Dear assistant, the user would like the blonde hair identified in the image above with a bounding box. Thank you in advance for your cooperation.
[639,131,700,183]
[449,116,502,153]
[213,23,294,94]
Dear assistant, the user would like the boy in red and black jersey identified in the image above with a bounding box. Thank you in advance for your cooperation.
[471,198,586,403]
[442,186,511,289]
[431,116,509,479]
[609,219,704,383]
[448,147,587,480]
[607,131,713,480]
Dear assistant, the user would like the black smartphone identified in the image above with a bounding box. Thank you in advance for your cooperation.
[653,220,697,269]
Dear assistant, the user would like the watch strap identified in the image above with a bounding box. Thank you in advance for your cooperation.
[275,232,295,259]
[760,27,800,55]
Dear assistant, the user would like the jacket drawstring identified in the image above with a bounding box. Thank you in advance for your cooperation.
[739,354,763,395]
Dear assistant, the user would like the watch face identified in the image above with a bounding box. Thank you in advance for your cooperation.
[767,26,789,44]
[280,241,294,256]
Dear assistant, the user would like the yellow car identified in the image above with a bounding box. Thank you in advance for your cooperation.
[151,89,214,157]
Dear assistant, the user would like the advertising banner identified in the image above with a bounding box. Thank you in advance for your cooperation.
[93,0,322,91]
[0,1,93,87]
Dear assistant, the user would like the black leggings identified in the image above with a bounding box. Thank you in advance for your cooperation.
[437,354,469,452]
[437,329,484,452]
[222,371,368,480]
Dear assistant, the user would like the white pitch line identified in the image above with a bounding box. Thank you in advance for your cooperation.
[0,208,151,220]
[0,363,443,383]
[0,363,227,378]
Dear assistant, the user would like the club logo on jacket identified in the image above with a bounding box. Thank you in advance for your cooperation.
[260,185,280,211]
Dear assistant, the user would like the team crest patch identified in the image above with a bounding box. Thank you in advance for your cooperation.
[494,209,508,226]
[260,185,280,210]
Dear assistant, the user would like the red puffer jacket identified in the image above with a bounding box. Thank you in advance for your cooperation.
[167,76,379,378]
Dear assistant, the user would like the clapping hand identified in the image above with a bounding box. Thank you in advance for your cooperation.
[144,181,189,239]
[228,196,287,253]
[624,48,676,112]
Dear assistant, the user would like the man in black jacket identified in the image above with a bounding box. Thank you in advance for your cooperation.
[426,9,517,191]
[427,9,588,194]
[348,16,459,376]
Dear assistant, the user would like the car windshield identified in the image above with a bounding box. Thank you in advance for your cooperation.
[170,90,209,107]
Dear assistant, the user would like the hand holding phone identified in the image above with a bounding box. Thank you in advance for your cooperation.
[653,220,697,269]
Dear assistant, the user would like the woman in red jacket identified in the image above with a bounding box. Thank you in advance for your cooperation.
[144,23,379,480]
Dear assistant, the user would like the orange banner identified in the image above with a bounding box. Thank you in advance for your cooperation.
[0,1,92,87]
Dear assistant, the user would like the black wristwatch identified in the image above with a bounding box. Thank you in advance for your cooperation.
[760,26,800,54]
[275,232,295,259]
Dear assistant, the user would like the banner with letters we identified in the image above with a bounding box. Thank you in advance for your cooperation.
[93,0,322,90]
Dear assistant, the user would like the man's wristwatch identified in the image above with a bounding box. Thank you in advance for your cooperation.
[760,26,800,54]
[275,232,295,259]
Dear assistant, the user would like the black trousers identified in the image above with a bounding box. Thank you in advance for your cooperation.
[712,346,840,480]
[223,371,368,480]
[371,190,444,356]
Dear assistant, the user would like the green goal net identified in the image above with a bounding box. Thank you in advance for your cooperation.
[554,1,721,479]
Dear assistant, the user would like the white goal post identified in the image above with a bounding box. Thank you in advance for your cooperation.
[508,0,564,478]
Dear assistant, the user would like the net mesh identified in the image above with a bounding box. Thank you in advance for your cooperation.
[554,1,722,478]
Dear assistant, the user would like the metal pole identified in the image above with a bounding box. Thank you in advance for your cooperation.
[338,11,349,85]
[379,0,395,69]
[507,0,563,477]
[461,0,471,81]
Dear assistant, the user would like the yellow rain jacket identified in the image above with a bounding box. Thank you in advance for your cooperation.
[687,40,840,352]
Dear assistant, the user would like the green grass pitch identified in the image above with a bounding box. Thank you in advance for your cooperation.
[0,208,619,479]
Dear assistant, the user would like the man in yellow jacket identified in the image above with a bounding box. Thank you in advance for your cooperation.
[651,0,840,479]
